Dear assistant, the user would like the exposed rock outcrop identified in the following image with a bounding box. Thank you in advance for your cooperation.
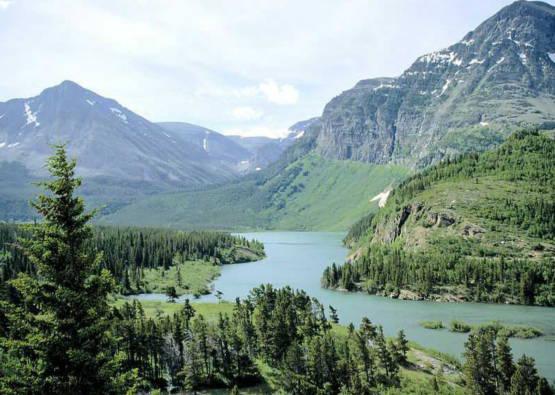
[312,1,555,168]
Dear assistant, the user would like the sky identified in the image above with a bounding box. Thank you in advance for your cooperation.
[0,0,553,137]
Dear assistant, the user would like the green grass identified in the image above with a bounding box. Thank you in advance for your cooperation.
[140,260,221,297]
[267,155,410,230]
[101,154,410,231]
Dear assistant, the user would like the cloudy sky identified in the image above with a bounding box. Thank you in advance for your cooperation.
[0,0,551,137]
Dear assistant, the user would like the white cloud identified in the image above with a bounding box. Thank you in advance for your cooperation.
[259,79,299,105]
[196,81,298,105]
[0,1,12,10]
[231,106,263,121]
[233,86,259,98]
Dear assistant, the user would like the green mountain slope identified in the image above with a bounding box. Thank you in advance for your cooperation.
[323,130,555,306]
[100,154,409,231]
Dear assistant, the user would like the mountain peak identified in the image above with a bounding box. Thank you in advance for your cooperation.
[40,80,92,98]
[58,79,83,89]
[502,0,555,15]
[314,0,555,167]
[468,0,555,48]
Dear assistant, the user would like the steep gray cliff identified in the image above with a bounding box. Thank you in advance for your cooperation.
[314,1,555,167]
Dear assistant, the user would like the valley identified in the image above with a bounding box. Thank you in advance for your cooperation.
[101,154,410,230]
[1,0,554,394]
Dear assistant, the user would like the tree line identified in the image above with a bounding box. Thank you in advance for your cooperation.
[110,285,412,394]
[0,223,264,294]
[322,244,554,306]
[347,130,554,246]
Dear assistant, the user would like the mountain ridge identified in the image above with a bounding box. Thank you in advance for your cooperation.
[311,0,555,167]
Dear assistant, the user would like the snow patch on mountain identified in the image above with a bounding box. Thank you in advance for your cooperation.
[24,102,40,127]
[439,79,451,96]
[371,189,391,208]
[373,83,399,91]
[548,53,555,63]
[418,50,461,66]
[86,99,96,106]
[110,107,128,124]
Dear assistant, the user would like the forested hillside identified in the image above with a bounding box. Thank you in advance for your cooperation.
[323,130,555,306]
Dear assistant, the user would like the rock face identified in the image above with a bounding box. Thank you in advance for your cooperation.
[0,81,238,186]
[313,1,555,168]
[374,203,424,243]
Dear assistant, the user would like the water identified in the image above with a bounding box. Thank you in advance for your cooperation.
[134,232,555,381]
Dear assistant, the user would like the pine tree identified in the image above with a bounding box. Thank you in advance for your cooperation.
[496,335,514,393]
[0,145,133,394]
[463,329,497,395]
[182,298,196,330]
[537,378,554,395]
[166,286,178,303]
[510,355,539,395]
[329,305,340,324]
[394,330,409,366]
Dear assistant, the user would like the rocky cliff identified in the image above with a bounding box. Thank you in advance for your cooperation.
[313,1,555,167]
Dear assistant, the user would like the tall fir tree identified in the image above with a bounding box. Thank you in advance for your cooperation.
[0,145,134,394]
[496,335,515,393]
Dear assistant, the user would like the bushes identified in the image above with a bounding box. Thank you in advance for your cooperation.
[420,319,544,339]
[419,320,444,330]
[449,320,472,333]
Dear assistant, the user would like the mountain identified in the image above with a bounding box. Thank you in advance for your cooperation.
[228,117,320,171]
[101,1,555,231]
[0,80,240,185]
[312,0,555,167]
[0,81,269,220]
[323,130,555,305]
[157,122,253,173]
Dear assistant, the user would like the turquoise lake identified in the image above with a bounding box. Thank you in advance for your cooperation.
[134,231,555,381]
